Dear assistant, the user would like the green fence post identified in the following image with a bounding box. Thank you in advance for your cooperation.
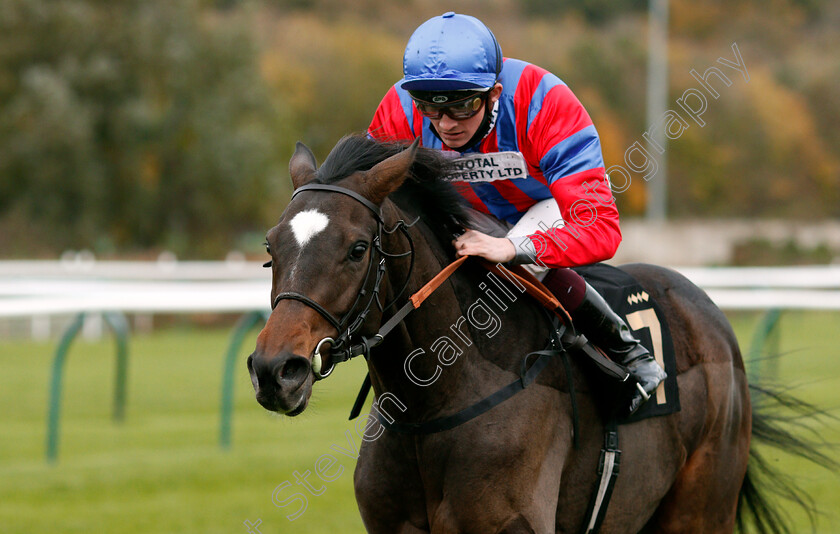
[46,313,86,463]
[103,312,130,422]
[748,308,783,383]
[219,311,267,450]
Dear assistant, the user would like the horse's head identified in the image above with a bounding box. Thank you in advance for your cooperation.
[247,138,419,415]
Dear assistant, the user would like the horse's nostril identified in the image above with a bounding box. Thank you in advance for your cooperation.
[277,356,310,385]
[246,354,260,391]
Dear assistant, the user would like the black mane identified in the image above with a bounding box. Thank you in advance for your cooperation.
[315,135,470,246]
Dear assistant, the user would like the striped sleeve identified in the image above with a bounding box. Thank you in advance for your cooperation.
[519,77,622,267]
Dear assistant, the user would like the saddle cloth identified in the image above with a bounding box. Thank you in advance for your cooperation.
[572,263,681,423]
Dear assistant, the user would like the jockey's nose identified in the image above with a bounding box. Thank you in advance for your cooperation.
[438,113,458,131]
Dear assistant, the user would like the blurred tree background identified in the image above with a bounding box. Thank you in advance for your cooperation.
[0,0,838,258]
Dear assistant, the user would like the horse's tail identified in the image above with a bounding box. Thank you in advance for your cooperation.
[736,382,838,534]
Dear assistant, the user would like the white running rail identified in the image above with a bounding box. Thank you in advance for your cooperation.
[2,261,840,319]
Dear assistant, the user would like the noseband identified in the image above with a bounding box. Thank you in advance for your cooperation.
[271,183,416,380]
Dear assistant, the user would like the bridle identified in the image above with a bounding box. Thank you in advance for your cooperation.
[271,183,418,380]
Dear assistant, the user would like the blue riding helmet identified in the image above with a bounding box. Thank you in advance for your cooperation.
[401,12,503,91]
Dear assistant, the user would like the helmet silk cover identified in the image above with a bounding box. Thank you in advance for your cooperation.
[402,12,502,91]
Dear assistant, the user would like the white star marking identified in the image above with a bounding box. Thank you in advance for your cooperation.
[289,209,329,247]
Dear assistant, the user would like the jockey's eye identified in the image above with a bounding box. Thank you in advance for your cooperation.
[263,241,272,268]
[348,241,369,262]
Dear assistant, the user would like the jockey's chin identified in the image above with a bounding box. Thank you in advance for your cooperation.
[439,130,471,149]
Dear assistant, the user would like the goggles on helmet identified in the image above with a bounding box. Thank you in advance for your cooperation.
[409,90,487,120]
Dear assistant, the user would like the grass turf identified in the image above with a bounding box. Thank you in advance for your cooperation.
[0,311,838,533]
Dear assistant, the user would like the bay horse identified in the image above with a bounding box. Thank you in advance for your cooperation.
[248,135,818,533]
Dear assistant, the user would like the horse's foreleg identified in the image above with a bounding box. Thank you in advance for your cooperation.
[428,391,566,534]
[355,434,431,534]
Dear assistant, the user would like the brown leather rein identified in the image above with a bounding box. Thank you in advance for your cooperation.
[411,254,572,325]
[342,254,572,371]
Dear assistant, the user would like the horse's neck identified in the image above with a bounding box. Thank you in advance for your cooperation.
[367,204,549,421]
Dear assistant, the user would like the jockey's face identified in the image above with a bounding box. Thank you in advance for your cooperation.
[429,84,503,150]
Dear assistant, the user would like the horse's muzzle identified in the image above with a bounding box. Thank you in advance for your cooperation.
[247,351,313,415]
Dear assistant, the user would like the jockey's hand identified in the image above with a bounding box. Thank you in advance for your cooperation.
[453,229,516,263]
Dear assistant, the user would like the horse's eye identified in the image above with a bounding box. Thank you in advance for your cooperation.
[263,242,272,268]
[348,241,369,261]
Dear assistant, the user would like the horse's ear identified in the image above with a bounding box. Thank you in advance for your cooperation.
[363,138,420,204]
[289,142,318,189]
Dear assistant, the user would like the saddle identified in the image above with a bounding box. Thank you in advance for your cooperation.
[571,264,680,423]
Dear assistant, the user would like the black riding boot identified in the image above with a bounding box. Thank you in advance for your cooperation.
[571,282,667,415]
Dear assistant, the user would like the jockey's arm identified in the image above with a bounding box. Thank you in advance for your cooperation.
[499,83,622,268]
[452,165,622,267]
[509,167,622,268]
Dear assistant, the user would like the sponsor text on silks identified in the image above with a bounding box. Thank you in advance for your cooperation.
[445,152,529,183]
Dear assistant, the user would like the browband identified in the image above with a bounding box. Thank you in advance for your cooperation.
[291,184,383,222]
